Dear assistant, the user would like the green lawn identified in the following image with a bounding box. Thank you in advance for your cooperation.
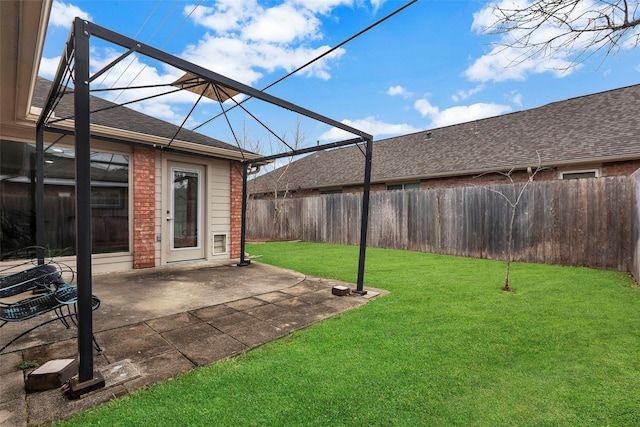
[58,242,640,426]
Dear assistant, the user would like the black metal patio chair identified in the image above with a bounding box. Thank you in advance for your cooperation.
[0,263,66,298]
[0,261,101,354]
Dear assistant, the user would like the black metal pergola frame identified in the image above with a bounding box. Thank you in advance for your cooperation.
[35,18,374,393]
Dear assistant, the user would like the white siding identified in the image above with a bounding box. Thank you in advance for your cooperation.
[208,160,231,258]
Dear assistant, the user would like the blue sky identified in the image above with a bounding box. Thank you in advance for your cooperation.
[39,0,640,156]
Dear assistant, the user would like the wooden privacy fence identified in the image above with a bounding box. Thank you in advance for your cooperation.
[248,175,635,272]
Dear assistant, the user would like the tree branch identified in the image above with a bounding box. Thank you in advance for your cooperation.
[479,0,640,69]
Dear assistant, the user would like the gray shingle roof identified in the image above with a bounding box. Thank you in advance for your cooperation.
[250,83,640,193]
[33,77,242,154]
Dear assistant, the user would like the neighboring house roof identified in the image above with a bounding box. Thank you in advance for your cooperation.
[33,77,253,160]
[250,83,640,194]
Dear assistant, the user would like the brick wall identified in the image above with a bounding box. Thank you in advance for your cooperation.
[252,161,640,198]
[230,163,243,259]
[603,159,640,176]
[419,169,558,189]
[336,172,556,193]
[132,147,156,268]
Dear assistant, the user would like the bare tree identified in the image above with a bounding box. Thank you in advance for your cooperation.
[477,153,548,291]
[240,121,264,241]
[479,0,640,68]
[268,118,306,237]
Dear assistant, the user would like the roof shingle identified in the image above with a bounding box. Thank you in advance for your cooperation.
[33,77,243,154]
[250,84,640,193]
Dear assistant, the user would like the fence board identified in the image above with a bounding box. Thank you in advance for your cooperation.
[248,176,635,272]
[632,170,640,280]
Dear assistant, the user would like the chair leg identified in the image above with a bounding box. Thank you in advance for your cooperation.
[0,315,67,354]
[92,334,103,354]
[70,303,102,353]
[1,299,103,354]
[54,306,72,329]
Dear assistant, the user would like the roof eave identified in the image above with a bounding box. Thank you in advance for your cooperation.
[29,108,258,161]
[286,153,640,191]
[16,0,51,121]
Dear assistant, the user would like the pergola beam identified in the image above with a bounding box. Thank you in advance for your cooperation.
[249,136,366,163]
[85,20,373,142]
[37,26,74,129]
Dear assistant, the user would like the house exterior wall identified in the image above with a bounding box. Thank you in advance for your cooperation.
[133,146,155,268]
[208,158,232,260]
[0,128,241,271]
[0,133,135,272]
[253,160,640,199]
[603,160,640,176]
[154,150,162,265]
[110,150,239,269]
[230,163,243,259]
[157,153,234,265]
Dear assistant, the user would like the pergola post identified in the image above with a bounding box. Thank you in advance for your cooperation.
[67,18,105,396]
[355,137,373,294]
[35,127,45,264]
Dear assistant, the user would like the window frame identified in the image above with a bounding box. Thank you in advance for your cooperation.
[559,169,600,180]
[387,182,420,191]
[0,139,131,259]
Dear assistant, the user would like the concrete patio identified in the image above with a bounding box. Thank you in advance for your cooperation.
[0,261,383,426]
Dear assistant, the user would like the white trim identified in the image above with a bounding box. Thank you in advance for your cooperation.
[169,166,203,252]
[559,168,600,179]
[212,233,228,255]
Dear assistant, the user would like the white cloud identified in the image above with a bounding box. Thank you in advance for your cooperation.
[290,0,357,15]
[187,0,257,34]
[369,0,387,12]
[387,85,412,97]
[38,56,62,79]
[181,0,370,85]
[181,34,344,85]
[242,4,321,43]
[414,97,511,128]
[465,0,615,82]
[464,46,576,82]
[509,91,523,107]
[182,35,266,85]
[49,0,91,28]
[414,98,439,118]
[83,50,211,126]
[621,25,640,49]
[40,0,376,129]
[318,116,421,141]
[452,84,485,102]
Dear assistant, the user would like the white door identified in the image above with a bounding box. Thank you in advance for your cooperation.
[166,162,205,262]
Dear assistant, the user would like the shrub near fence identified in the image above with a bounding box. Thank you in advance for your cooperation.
[248,175,635,272]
